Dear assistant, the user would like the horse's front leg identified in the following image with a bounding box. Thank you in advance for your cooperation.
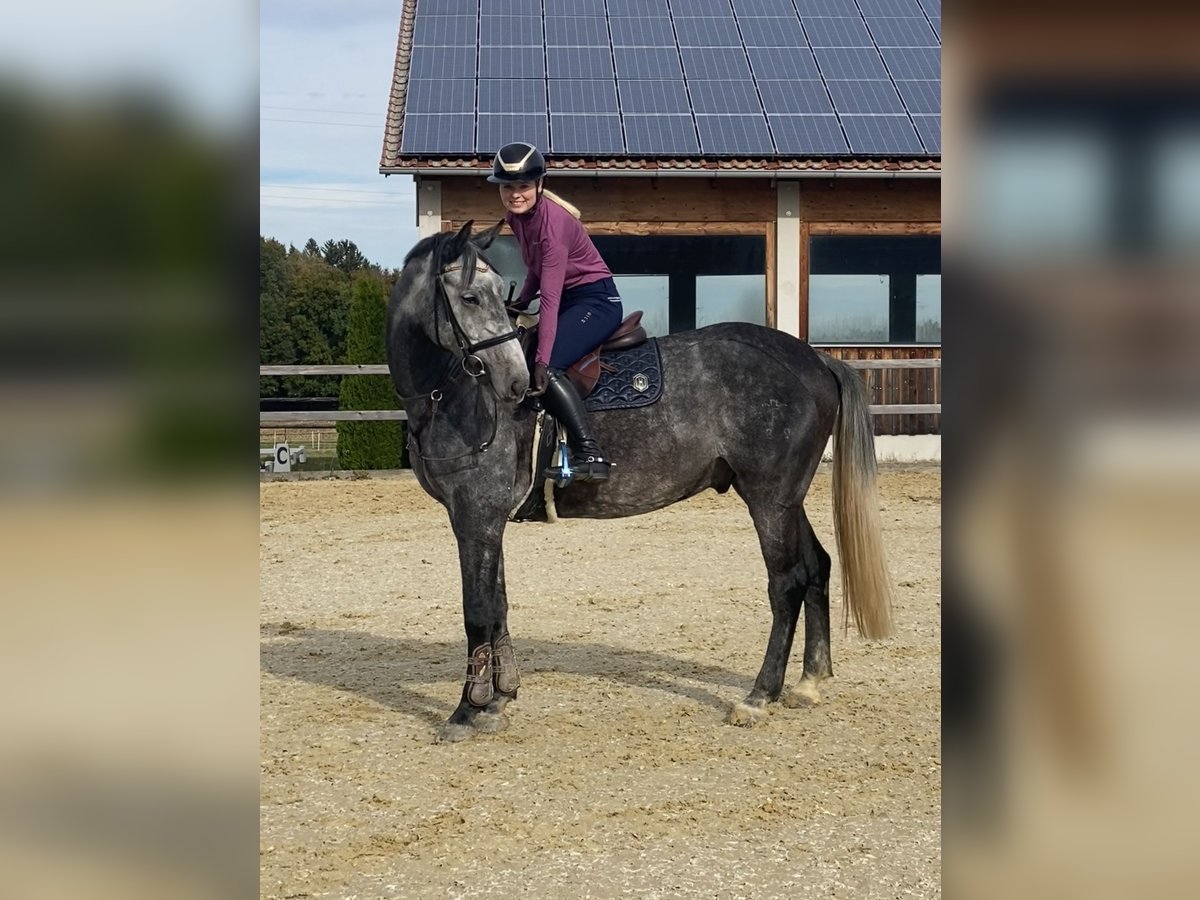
[439,513,512,742]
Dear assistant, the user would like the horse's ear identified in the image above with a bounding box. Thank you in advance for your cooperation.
[451,220,474,251]
[473,220,503,250]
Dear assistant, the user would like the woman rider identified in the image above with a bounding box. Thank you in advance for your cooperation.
[489,141,623,483]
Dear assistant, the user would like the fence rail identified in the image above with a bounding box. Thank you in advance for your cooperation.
[259,359,940,423]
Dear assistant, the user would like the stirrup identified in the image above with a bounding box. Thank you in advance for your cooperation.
[546,455,611,484]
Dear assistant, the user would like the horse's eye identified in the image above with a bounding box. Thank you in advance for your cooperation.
[461,292,479,305]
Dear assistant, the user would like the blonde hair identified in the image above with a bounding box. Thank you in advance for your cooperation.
[541,188,581,219]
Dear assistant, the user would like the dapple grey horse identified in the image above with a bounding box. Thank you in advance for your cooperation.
[387,221,894,742]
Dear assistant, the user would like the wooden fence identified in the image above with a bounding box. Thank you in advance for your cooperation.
[260,359,939,427]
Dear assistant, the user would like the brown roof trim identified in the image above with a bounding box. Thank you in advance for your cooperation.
[380,0,417,171]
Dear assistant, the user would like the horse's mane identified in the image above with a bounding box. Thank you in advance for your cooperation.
[403,229,488,286]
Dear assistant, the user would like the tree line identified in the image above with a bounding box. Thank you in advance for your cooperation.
[260,236,406,467]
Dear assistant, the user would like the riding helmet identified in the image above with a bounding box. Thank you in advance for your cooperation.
[487,141,547,183]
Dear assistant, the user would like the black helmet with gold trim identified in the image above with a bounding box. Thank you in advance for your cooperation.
[487,142,547,183]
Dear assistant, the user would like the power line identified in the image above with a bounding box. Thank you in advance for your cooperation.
[260,193,395,206]
[261,104,378,117]
[261,117,380,129]
[261,183,400,196]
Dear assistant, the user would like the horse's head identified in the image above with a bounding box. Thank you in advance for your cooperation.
[408,220,529,403]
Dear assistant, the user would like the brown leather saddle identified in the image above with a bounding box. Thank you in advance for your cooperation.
[518,311,648,400]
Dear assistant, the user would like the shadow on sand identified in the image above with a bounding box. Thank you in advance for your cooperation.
[260,627,756,726]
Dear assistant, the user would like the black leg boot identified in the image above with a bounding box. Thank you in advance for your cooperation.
[541,370,612,482]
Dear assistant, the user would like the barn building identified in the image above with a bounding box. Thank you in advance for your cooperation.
[381,0,941,434]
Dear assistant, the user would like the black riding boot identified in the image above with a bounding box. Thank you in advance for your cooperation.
[541,369,611,482]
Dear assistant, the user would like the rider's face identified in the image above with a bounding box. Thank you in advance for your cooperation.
[499,180,538,214]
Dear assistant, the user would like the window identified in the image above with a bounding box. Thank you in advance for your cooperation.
[808,234,940,344]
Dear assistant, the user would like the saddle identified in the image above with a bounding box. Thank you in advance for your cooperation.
[517,311,648,399]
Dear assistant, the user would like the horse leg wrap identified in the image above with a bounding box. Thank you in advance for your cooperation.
[466,644,494,707]
[493,633,521,695]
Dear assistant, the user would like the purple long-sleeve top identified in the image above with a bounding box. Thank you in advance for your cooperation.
[506,195,612,367]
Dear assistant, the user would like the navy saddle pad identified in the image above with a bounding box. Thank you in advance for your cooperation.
[584,338,663,412]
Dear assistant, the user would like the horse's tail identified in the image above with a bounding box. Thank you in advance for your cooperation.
[821,355,895,640]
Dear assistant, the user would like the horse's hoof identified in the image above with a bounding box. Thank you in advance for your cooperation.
[474,711,508,733]
[436,722,477,743]
[726,701,767,727]
[782,680,822,708]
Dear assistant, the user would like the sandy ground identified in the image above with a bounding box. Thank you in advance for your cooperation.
[260,465,941,899]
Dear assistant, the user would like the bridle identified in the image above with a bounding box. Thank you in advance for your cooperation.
[435,259,520,378]
[397,255,523,464]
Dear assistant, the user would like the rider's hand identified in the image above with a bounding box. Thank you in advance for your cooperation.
[529,363,549,396]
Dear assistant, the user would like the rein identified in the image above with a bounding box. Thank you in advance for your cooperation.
[397,258,521,464]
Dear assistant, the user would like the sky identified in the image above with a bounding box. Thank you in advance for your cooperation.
[260,1,419,269]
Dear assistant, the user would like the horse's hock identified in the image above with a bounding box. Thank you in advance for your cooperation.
[259,465,941,898]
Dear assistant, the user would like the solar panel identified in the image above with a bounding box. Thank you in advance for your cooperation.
[674,16,742,47]
[412,15,477,47]
[856,0,925,14]
[839,115,925,154]
[546,16,609,45]
[894,79,939,114]
[617,80,691,114]
[825,80,906,114]
[480,16,541,46]
[607,0,671,14]
[671,0,736,14]
[481,0,540,13]
[478,79,547,114]
[478,114,549,154]
[814,47,890,79]
[680,47,753,80]
[427,0,479,13]
[402,114,474,153]
[732,0,797,14]
[768,115,850,154]
[405,79,475,115]
[758,80,835,114]
[689,80,763,114]
[544,0,607,14]
[547,47,615,79]
[910,114,940,154]
[803,17,875,49]
[398,0,940,159]
[864,17,939,47]
[696,114,774,154]
[624,115,702,154]
[550,115,624,154]
[879,47,940,80]
[609,16,675,46]
[739,16,809,47]
[793,0,862,14]
[479,49,545,79]
[549,79,620,113]
[409,47,476,79]
[747,46,821,79]
[614,47,685,78]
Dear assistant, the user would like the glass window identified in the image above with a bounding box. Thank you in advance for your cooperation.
[612,276,670,336]
[808,234,940,344]
[915,274,941,343]
[696,275,766,328]
[809,275,889,342]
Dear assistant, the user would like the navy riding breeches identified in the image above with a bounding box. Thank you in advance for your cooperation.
[548,276,623,370]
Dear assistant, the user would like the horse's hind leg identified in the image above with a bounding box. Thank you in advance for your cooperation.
[727,502,811,726]
[784,524,833,708]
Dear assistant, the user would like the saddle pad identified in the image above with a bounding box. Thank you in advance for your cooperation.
[585,338,663,412]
